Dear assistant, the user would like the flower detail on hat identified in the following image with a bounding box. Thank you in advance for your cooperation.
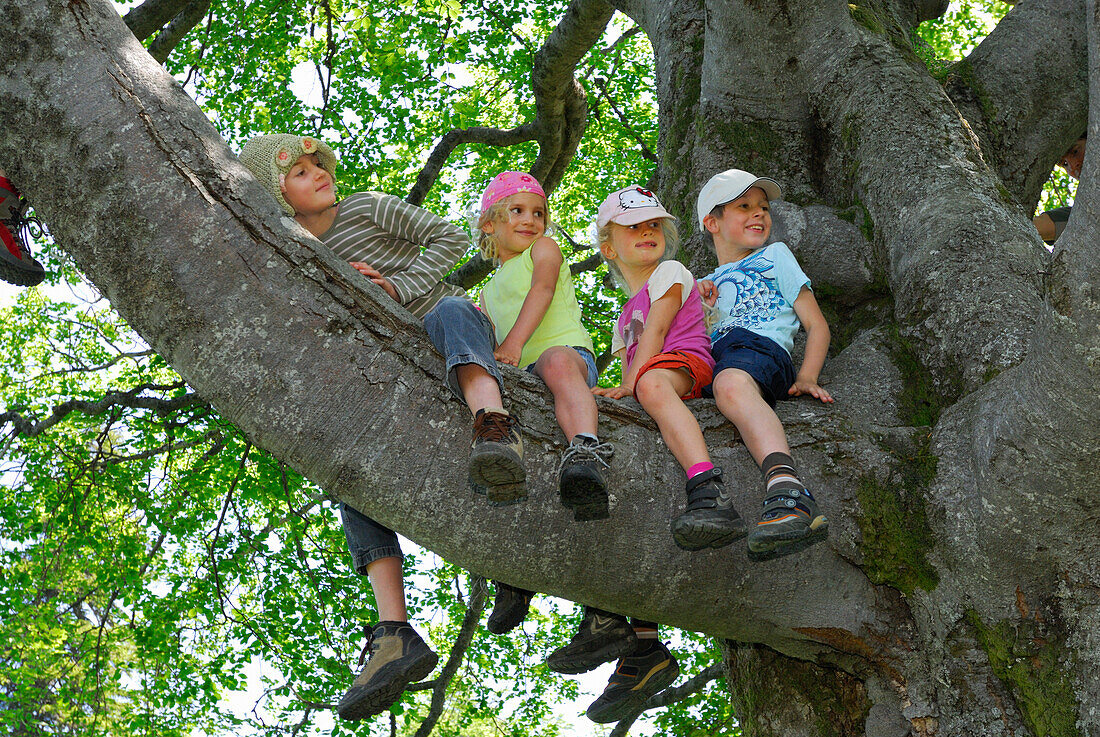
[277,148,291,166]
[301,137,316,153]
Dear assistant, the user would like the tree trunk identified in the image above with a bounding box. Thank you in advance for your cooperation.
[2,1,1098,735]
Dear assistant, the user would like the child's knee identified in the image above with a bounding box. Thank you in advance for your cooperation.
[634,370,673,406]
[538,346,583,380]
[713,369,758,405]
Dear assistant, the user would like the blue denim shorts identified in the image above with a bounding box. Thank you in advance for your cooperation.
[524,346,599,388]
[704,327,795,407]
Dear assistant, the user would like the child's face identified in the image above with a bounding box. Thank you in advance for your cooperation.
[1059,137,1087,180]
[704,186,771,255]
[482,192,548,260]
[601,219,667,274]
[281,154,336,216]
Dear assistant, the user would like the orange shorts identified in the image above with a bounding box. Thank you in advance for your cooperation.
[634,350,714,401]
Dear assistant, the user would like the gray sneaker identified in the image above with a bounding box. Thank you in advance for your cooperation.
[468,409,526,505]
[558,436,614,520]
[337,621,439,721]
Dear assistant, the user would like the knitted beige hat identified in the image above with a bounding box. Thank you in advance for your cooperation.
[238,134,339,216]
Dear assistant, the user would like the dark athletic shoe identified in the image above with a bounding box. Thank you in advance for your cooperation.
[0,176,45,288]
[669,467,747,551]
[558,436,613,521]
[468,409,526,505]
[586,641,680,724]
[337,621,439,721]
[546,609,637,674]
[486,581,534,635]
[746,487,828,561]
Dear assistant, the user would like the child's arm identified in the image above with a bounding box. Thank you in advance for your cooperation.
[358,193,469,304]
[494,236,562,366]
[790,286,833,403]
[593,284,682,398]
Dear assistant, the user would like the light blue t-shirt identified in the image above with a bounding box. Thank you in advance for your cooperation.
[704,242,810,356]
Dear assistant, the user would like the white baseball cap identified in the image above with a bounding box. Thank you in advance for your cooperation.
[597,186,674,228]
[696,169,782,228]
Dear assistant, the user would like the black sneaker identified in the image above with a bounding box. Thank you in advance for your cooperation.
[558,436,614,520]
[486,581,534,634]
[747,487,829,561]
[468,409,526,505]
[546,609,637,674]
[669,467,747,551]
[0,176,45,288]
[586,641,680,724]
[337,621,439,721]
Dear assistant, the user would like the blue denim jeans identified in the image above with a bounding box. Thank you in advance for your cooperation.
[423,296,503,399]
[341,296,501,570]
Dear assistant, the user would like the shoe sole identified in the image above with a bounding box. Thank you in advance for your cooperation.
[670,516,748,551]
[559,469,608,510]
[469,448,526,505]
[0,253,45,287]
[547,632,638,674]
[747,518,829,562]
[572,501,610,521]
[337,648,439,721]
[586,657,680,723]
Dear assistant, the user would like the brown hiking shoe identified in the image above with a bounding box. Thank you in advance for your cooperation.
[468,409,526,505]
[337,621,439,721]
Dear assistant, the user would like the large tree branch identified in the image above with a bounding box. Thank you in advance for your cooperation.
[528,0,615,192]
[945,0,1088,210]
[406,124,537,207]
[147,0,210,63]
[122,0,190,41]
[796,3,1044,393]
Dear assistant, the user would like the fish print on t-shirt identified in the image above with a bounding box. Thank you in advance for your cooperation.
[713,249,785,331]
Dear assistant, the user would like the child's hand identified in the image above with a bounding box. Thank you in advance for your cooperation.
[494,341,523,367]
[788,378,833,403]
[350,262,399,301]
[697,279,717,306]
[592,384,634,400]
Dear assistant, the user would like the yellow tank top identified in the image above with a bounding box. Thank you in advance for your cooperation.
[481,245,594,368]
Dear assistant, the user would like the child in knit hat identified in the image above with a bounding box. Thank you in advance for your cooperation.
[238,134,529,722]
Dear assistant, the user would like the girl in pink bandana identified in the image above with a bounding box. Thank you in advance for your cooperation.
[477,171,614,521]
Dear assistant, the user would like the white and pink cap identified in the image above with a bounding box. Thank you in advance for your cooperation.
[597,186,674,228]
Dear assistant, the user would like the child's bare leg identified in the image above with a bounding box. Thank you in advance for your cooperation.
[634,368,709,470]
[456,363,505,415]
[533,346,597,438]
[712,368,828,558]
[365,556,408,622]
[536,346,611,520]
[711,368,788,463]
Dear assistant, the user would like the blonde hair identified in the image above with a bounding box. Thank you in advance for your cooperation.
[598,217,680,294]
[477,194,553,263]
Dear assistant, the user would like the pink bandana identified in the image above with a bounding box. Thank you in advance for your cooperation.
[480,171,546,214]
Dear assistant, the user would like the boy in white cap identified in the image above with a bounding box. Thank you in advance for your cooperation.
[697,169,833,559]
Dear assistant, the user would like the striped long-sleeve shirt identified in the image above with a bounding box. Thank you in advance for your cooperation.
[320,192,468,318]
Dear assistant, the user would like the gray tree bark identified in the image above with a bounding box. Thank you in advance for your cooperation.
[2,1,1098,736]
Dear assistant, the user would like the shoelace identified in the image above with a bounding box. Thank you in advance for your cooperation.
[475,412,517,442]
[558,440,614,473]
[356,624,377,667]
